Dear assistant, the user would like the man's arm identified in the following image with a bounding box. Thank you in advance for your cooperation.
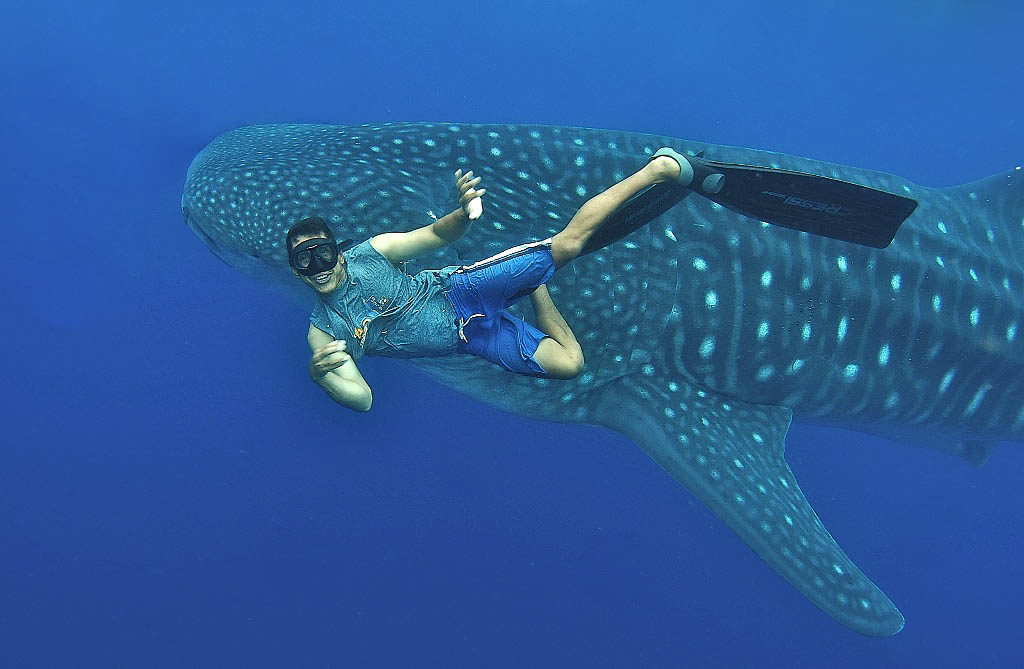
[371,169,485,263]
[307,324,373,412]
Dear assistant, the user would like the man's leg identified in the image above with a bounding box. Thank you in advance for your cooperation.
[550,155,681,267]
[528,285,584,379]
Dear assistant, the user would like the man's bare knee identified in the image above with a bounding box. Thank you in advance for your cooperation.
[550,234,583,267]
[567,347,585,377]
[546,345,584,380]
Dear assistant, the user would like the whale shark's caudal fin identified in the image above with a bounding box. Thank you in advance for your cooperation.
[593,375,904,636]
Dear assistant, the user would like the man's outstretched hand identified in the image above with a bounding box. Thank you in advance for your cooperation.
[309,339,352,379]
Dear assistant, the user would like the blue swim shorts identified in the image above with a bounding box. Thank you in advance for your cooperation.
[445,239,557,377]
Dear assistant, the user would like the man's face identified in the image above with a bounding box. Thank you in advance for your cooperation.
[290,234,345,295]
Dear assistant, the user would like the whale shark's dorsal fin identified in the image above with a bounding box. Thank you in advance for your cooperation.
[592,375,905,636]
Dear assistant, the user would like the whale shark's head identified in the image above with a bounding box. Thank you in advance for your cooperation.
[181,124,463,295]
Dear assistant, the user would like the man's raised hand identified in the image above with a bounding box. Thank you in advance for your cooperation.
[455,169,485,220]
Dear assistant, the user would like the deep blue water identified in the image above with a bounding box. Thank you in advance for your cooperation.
[2,1,1023,666]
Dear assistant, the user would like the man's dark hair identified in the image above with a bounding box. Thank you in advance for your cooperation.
[286,216,335,252]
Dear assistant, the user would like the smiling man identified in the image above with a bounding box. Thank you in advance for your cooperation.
[289,154,684,411]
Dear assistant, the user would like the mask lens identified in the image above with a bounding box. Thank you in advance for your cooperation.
[315,244,337,264]
[293,249,313,269]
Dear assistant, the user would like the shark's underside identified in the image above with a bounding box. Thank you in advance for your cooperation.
[182,122,1024,636]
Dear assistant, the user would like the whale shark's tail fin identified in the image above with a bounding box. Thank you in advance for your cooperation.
[581,161,919,255]
[593,374,905,636]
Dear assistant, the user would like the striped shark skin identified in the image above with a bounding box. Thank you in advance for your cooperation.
[181,123,1024,636]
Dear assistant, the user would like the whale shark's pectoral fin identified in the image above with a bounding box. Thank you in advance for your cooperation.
[953,438,998,466]
[593,375,904,636]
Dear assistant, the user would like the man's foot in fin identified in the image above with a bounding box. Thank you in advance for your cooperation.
[647,147,693,185]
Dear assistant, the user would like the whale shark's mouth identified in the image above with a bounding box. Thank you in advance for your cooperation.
[182,204,257,270]
[182,200,311,306]
[182,205,223,262]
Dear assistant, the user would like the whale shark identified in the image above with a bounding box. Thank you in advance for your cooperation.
[181,122,1024,636]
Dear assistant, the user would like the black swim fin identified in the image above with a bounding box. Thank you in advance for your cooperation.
[581,154,919,255]
[689,156,919,248]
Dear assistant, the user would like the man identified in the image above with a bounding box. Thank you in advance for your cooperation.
[288,150,684,411]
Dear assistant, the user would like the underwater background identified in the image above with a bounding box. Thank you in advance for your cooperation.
[2,0,1023,666]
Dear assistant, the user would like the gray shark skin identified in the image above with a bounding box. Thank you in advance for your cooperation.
[182,123,1024,636]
